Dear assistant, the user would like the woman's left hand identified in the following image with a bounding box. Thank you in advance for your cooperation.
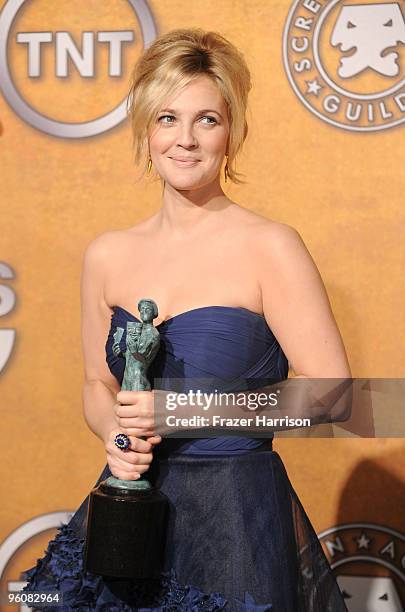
[114,390,160,440]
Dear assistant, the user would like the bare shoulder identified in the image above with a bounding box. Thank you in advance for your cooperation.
[251,218,318,282]
[253,220,307,263]
[81,231,128,301]
[240,209,299,240]
[82,226,138,264]
[83,229,121,258]
[229,204,304,256]
[85,229,136,257]
[84,213,158,260]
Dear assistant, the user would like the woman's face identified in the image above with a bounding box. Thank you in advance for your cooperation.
[148,75,230,191]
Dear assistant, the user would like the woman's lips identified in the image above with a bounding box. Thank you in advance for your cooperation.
[169,157,200,167]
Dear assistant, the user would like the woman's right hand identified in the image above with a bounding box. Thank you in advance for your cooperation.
[105,428,162,480]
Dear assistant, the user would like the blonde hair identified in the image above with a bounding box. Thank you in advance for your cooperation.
[126,28,251,184]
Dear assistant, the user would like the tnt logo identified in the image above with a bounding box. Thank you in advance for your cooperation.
[0,0,157,137]
[283,0,405,131]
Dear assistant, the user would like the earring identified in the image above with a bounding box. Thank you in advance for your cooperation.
[224,156,229,183]
[147,157,152,174]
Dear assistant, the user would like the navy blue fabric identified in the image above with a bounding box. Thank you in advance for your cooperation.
[21,306,347,611]
[106,305,288,455]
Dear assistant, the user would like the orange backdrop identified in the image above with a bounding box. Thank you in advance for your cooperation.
[0,0,404,607]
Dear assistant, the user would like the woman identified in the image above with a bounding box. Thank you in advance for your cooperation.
[22,28,351,611]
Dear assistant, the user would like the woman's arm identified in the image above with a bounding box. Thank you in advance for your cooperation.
[80,232,161,480]
[80,232,122,444]
[256,222,351,379]
[240,221,353,428]
[248,222,353,426]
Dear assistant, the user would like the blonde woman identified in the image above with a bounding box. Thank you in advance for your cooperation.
[22,29,350,611]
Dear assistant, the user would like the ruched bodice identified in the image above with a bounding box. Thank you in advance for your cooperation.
[105,305,289,455]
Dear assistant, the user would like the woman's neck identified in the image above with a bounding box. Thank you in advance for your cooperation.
[156,179,232,235]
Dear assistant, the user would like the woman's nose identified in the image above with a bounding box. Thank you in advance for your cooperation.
[177,123,198,148]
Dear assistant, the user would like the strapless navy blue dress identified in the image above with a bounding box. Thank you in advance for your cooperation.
[22,306,347,611]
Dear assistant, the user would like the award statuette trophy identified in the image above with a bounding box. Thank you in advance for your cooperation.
[84,299,169,579]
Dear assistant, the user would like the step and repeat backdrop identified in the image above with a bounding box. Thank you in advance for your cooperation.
[0,0,404,610]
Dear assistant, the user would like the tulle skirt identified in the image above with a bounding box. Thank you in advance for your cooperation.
[21,441,347,611]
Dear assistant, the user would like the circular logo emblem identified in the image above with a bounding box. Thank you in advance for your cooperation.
[283,0,405,131]
[0,262,16,374]
[0,512,73,594]
[318,523,405,609]
[0,0,157,137]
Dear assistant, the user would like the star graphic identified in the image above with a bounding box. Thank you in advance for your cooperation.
[355,532,372,549]
[305,78,323,96]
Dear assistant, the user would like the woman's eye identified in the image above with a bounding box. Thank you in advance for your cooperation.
[158,115,175,124]
[200,116,217,125]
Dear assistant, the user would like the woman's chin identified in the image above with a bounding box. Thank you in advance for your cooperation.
[165,177,207,191]
[163,172,219,191]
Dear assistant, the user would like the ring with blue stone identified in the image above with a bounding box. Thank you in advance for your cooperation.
[114,433,131,451]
